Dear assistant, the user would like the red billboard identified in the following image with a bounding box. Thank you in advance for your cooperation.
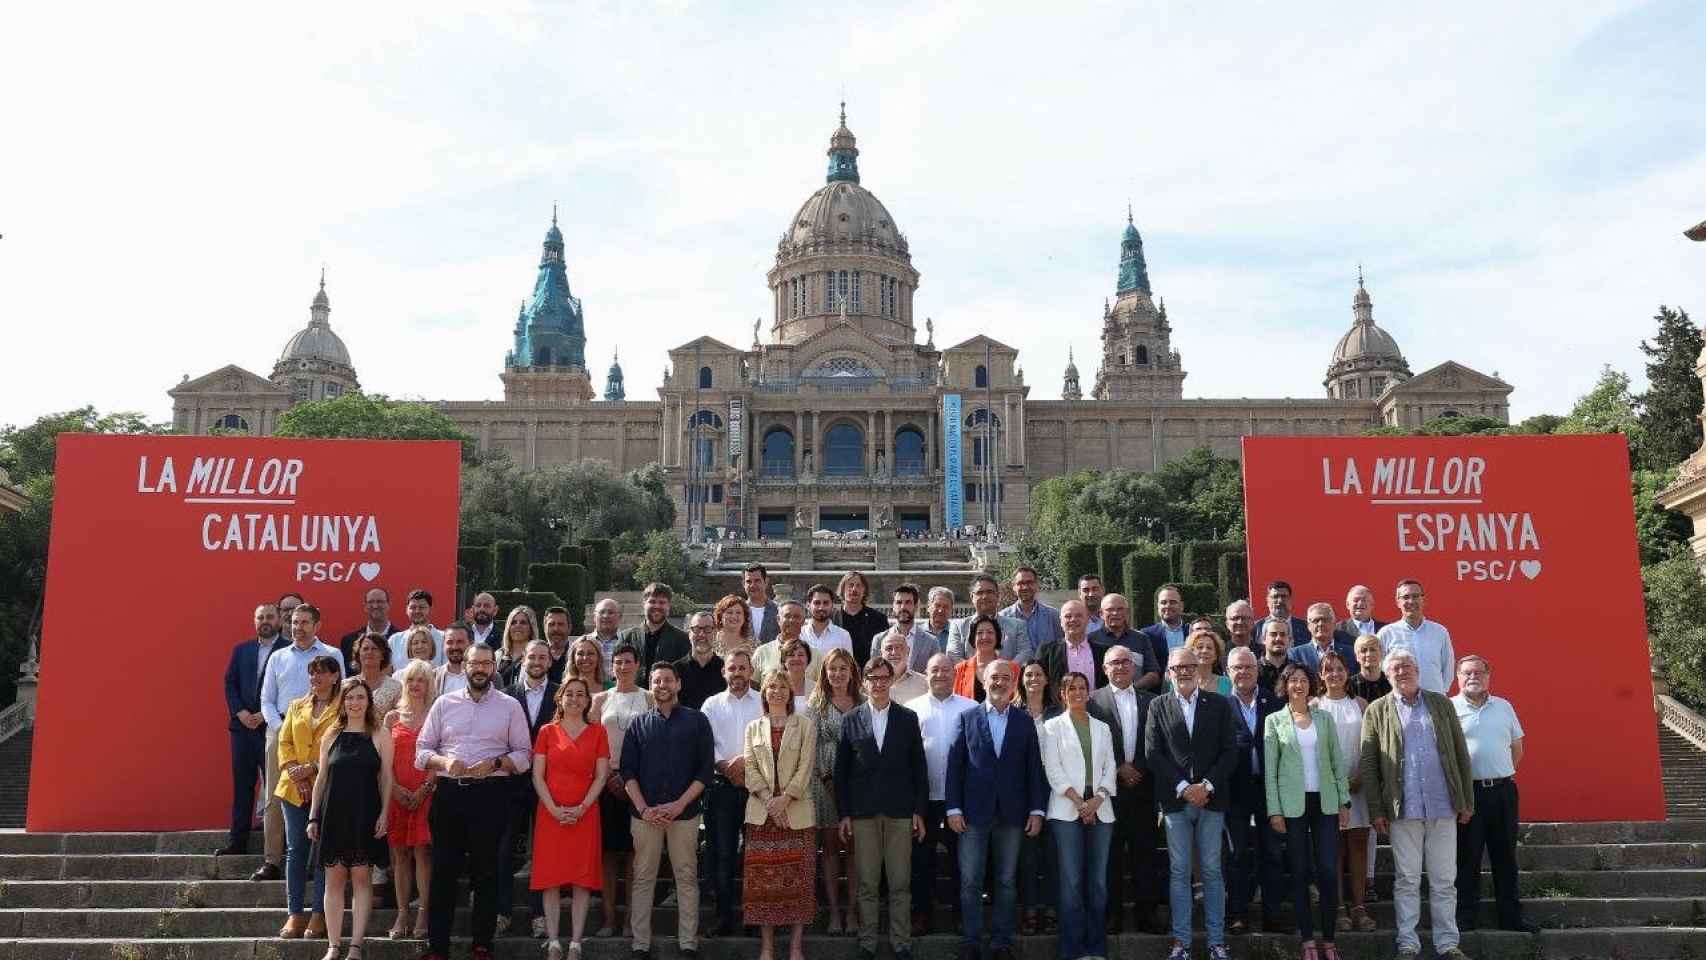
[1243,434,1663,822]
[29,434,461,831]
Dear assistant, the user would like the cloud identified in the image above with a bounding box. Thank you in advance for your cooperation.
[2,0,1703,429]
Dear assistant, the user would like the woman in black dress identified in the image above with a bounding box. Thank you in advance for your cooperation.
[308,677,394,960]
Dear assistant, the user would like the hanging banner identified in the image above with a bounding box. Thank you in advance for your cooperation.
[942,393,964,529]
[728,397,744,461]
[1242,434,1662,822]
[29,434,461,831]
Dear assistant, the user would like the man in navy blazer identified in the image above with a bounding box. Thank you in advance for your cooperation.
[1223,647,1287,933]
[945,659,1046,960]
[1137,584,1191,677]
[836,657,929,960]
[217,602,287,857]
[1087,644,1162,934]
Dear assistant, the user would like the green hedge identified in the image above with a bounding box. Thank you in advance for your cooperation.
[1121,551,1172,612]
[486,590,565,631]
[1097,542,1143,591]
[1217,551,1249,611]
[528,562,588,623]
[557,544,589,568]
[1167,542,1186,581]
[582,538,613,591]
[492,540,527,591]
[1061,543,1101,590]
[1182,540,1243,584]
[1178,581,1220,618]
[456,546,492,592]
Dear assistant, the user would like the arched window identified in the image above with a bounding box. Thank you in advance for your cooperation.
[1134,345,1149,365]
[761,427,795,476]
[824,423,865,476]
[698,366,713,389]
[688,410,723,429]
[974,365,989,388]
[214,414,249,432]
[893,427,926,476]
[1439,409,1461,419]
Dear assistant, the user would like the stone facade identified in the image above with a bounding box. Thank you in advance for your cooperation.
[169,107,1515,537]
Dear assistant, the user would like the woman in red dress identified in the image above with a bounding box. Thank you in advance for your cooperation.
[531,676,610,960]
[383,659,436,939]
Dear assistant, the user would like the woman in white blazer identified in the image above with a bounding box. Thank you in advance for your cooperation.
[1039,671,1118,960]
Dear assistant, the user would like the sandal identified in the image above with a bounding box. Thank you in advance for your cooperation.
[321,946,341,960]
[825,912,842,935]
[1321,944,1342,960]
[568,942,583,960]
[1336,905,1351,932]
[386,916,407,939]
[1351,904,1376,932]
[545,939,564,960]
[594,925,615,938]
[345,945,365,960]
[1300,943,1319,960]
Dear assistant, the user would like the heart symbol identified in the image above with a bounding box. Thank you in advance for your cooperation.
[1519,560,1541,580]
[358,562,382,582]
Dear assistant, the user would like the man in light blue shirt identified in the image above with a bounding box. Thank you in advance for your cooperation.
[1377,579,1455,694]
[255,603,343,880]
[998,566,1063,658]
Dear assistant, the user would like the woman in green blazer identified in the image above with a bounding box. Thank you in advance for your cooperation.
[1264,664,1351,960]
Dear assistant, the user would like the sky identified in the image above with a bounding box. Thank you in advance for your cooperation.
[3,0,1705,429]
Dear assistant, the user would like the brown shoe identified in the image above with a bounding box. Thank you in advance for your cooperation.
[306,912,327,938]
[279,914,308,939]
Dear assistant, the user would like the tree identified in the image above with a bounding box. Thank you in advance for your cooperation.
[1636,305,1702,472]
[0,406,169,483]
[1556,365,1643,464]
[274,393,476,462]
[459,457,676,563]
[1644,550,1706,711]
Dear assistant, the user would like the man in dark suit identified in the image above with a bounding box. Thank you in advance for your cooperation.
[1292,601,1358,676]
[836,657,929,960]
[743,563,781,645]
[1087,644,1162,934]
[1146,645,1239,960]
[945,659,1046,960]
[337,586,399,676]
[619,582,690,673]
[1137,583,1191,676]
[1252,580,1310,661]
[1334,583,1387,650]
[217,602,288,857]
[1034,600,1109,692]
[496,640,558,932]
[1222,646,1287,933]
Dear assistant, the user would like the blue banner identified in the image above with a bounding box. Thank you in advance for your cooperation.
[942,394,963,529]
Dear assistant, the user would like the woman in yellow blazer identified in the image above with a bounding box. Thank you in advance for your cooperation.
[273,655,343,940]
[742,670,817,960]
[1264,663,1351,960]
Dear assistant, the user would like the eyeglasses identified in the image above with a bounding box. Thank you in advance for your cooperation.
[1105,657,1133,667]
[1168,664,1197,673]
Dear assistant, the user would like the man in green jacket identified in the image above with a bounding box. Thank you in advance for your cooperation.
[1360,647,1475,960]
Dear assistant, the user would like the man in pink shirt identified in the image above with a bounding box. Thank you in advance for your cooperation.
[1033,600,1110,693]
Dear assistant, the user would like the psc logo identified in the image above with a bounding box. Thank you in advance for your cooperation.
[295,560,382,583]
[1454,559,1541,582]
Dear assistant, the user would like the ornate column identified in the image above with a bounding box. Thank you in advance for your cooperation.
[928,409,937,471]
[794,409,804,474]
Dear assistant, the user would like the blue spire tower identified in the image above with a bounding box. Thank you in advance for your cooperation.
[1117,204,1151,296]
[604,348,626,401]
[826,101,860,184]
[506,204,587,370]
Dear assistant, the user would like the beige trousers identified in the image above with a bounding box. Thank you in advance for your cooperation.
[629,815,702,950]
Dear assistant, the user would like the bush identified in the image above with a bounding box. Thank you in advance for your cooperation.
[582,537,614,591]
[1098,542,1143,591]
[456,546,493,592]
[492,540,527,591]
[630,531,707,602]
[1179,582,1220,618]
[1060,543,1100,591]
[1182,540,1244,584]
[1645,551,1706,711]
[487,590,566,632]
[556,545,589,568]
[1167,542,1186,581]
[1121,551,1172,614]
[1217,551,1249,611]
[529,562,589,625]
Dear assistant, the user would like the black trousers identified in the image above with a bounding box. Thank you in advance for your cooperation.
[1285,794,1340,943]
[1225,783,1286,920]
[495,778,543,919]
[228,726,266,846]
[1107,790,1161,922]
[912,799,958,915]
[429,778,510,954]
[706,778,749,923]
[1458,778,1523,927]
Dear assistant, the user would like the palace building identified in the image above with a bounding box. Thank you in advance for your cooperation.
[170,108,1513,537]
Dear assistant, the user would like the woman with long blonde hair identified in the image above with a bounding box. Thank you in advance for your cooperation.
[382,659,437,939]
[497,606,541,686]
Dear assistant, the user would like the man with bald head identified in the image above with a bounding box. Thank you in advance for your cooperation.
[1088,644,1161,933]
[586,597,625,678]
[907,653,977,935]
[1033,599,1108,692]
[1335,584,1386,649]
[467,590,500,648]
[1089,594,1161,692]
[1222,646,1285,933]
[1225,600,1257,658]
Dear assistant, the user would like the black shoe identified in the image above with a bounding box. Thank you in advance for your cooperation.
[895,949,913,960]
[858,948,877,960]
[213,843,246,857]
[248,861,280,881]
[1501,920,1541,935]
[680,949,698,960]
[630,950,651,960]
[958,944,981,960]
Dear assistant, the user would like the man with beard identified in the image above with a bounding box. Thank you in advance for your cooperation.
[253,602,343,881]
[623,661,715,960]
[388,588,445,668]
[1453,655,1535,935]
[620,582,691,673]
[999,566,1063,658]
[1089,594,1161,692]
[542,606,573,684]
[338,587,399,676]
[416,643,532,960]
[700,650,762,935]
[674,611,726,710]
[1257,619,1294,694]
[499,641,558,936]
[744,564,780,645]
[467,591,500,649]
[1077,574,1105,635]
[834,571,892,666]
[885,629,930,703]
[947,575,1031,665]
[887,583,932,674]
[217,601,288,857]
[1137,584,1190,680]
[1252,581,1310,662]
[803,583,855,660]
[433,624,473,696]
[587,598,625,678]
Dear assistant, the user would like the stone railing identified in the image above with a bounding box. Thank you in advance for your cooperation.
[1659,694,1706,753]
[0,701,30,745]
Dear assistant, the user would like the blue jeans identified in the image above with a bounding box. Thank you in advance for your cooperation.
[1050,819,1111,960]
[1164,805,1226,946]
[958,823,1023,948]
[280,798,325,917]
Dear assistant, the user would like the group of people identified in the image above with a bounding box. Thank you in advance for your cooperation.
[222,567,1530,960]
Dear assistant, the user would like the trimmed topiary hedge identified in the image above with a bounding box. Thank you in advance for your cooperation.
[1182,540,1243,584]
[557,544,589,568]
[528,562,588,624]
[1217,551,1249,611]
[1178,581,1220,618]
[1061,543,1101,591]
[456,545,492,593]
[582,538,614,591]
[492,540,527,591]
[486,590,566,630]
[1121,551,1172,613]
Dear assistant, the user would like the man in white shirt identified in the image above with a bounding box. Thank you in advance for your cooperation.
[1452,655,1534,935]
[433,624,473,696]
[1088,644,1162,933]
[585,598,625,679]
[467,591,500,648]
[388,588,446,667]
[885,630,929,703]
[1377,579,1456,694]
[802,583,855,659]
[699,651,763,936]
[255,603,344,881]
[744,564,780,645]
[906,653,977,935]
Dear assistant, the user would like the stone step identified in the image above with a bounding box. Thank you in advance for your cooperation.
[1520,820,1706,844]
[2,896,1700,938]
[3,929,1706,960]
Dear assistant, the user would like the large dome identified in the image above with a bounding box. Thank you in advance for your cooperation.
[784,180,907,252]
[1331,319,1403,364]
[279,322,352,366]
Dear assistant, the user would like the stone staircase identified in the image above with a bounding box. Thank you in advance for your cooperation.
[1660,724,1706,820]
[2,821,1705,958]
[0,730,30,828]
